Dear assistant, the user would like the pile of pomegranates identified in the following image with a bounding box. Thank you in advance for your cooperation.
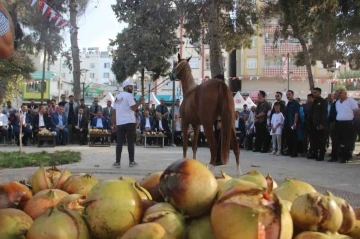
[0,160,359,239]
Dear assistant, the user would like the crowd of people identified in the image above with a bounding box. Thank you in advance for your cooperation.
[240,88,360,164]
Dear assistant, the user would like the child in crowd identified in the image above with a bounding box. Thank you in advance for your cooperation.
[270,102,284,156]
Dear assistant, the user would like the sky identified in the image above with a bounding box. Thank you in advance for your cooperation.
[64,0,126,51]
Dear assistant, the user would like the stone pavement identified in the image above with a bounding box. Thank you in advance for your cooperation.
[0,144,360,206]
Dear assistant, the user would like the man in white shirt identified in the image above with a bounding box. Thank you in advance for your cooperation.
[112,79,144,168]
[330,89,360,163]
[0,107,8,141]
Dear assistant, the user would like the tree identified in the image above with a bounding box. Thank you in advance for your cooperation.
[111,0,179,95]
[261,0,342,90]
[178,0,258,78]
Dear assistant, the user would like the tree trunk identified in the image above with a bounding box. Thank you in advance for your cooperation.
[19,115,23,154]
[40,47,47,104]
[69,0,81,102]
[0,78,8,105]
[298,38,315,90]
[207,0,223,78]
[141,68,145,96]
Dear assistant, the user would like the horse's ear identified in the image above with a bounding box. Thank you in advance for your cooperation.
[186,56,192,62]
[178,53,181,62]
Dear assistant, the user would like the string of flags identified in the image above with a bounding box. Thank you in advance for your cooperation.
[28,0,76,34]
[195,76,360,84]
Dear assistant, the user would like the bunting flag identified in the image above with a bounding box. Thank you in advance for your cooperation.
[27,0,75,34]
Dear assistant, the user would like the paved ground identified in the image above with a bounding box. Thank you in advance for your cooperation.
[1,143,360,206]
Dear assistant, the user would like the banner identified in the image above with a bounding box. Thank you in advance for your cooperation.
[27,0,75,34]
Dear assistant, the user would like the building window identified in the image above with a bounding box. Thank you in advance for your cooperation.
[103,73,110,78]
[104,63,110,68]
[90,63,95,68]
[90,73,95,78]
[251,37,257,47]
[205,58,210,70]
[247,58,257,69]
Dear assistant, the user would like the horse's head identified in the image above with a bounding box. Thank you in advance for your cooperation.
[169,53,192,81]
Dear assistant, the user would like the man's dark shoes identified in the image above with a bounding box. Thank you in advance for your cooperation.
[129,161,138,167]
[113,162,121,168]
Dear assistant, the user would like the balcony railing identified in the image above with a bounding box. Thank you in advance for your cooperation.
[264,43,303,55]
[263,24,292,33]
[263,67,308,76]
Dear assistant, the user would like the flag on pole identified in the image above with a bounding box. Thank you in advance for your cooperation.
[31,0,38,7]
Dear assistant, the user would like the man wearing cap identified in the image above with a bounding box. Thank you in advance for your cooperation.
[112,79,144,168]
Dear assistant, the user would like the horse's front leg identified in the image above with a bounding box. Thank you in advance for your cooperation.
[192,125,200,159]
[231,128,242,176]
[182,124,189,159]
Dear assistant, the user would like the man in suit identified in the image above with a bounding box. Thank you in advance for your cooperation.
[75,99,89,120]
[64,95,78,125]
[33,105,50,137]
[152,112,171,146]
[89,98,102,121]
[73,108,88,145]
[102,100,113,123]
[12,105,33,146]
[91,110,108,144]
[51,106,68,145]
[140,109,154,145]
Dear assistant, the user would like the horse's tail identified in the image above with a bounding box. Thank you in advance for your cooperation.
[219,82,234,165]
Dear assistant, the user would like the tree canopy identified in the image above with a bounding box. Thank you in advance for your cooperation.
[110,0,179,85]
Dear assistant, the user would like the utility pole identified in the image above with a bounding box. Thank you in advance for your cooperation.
[287,53,290,91]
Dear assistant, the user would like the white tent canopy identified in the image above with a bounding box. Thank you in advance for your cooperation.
[99,92,115,107]
[233,92,247,110]
[146,92,161,107]
[245,97,257,107]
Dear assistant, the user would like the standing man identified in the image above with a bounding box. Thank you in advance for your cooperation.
[328,90,339,158]
[58,94,68,107]
[75,99,89,120]
[0,2,14,59]
[170,99,181,119]
[27,99,38,114]
[156,98,169,124]
[308,88,328,161]
[64,95,78,143]
[240,104,250,118]
[284,90,300,157]
[329,89,359,163]
[254,90,271,153]
[47,99,58,117]
[102,100,113,126]
[90,98,102,121]
[112,79,144,168]
[303,94,314,157]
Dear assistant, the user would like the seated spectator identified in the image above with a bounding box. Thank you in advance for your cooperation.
[73,108,88,146]
[173,114,182,145]
[91,110,108,130]
[141,109,154,145]
[245,123,256,151]
[51,106,68,145]
[33,105,50,141]
[152,112,172,146]
[12,105,33,146]
[0,107,8,141]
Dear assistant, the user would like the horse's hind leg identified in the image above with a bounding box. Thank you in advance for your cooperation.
[192,125,200,159]
[203,123,217,172]
[231,129,242,176]
[182,124,189,159]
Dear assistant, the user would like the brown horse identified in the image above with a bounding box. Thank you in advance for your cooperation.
[170,54,241,175]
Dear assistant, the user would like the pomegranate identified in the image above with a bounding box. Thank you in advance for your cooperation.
[23,189,69,220]
[211,184,293,239]
[118,222,171,239]
[139,172,164,202]
[290,192,343,233]
[0,208,33,239]
[354,208,360,220]
[215,171,232,190]
[266,173,278,194]
[26,206,90,239]
[217,178,264,199]
[0,181,32,210]
[325,191,356,234]
[346,220,360,238]
[281,200,292,212]
[119,176,137,184]
[294,231,332,239]
[132,182,152,200]
[187,215,215,239]
[141,200,157,213]
[238,170,268,190]
[273,178,316,203]
[142,202,186,239]
[57,194,86,213]
[31,166,71,193]
[83,180,142,239]
[62,174,98,197]
[159,159,218,217]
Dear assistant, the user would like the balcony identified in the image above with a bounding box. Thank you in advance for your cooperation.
[264,43,303,55]
[263,67,308,77]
